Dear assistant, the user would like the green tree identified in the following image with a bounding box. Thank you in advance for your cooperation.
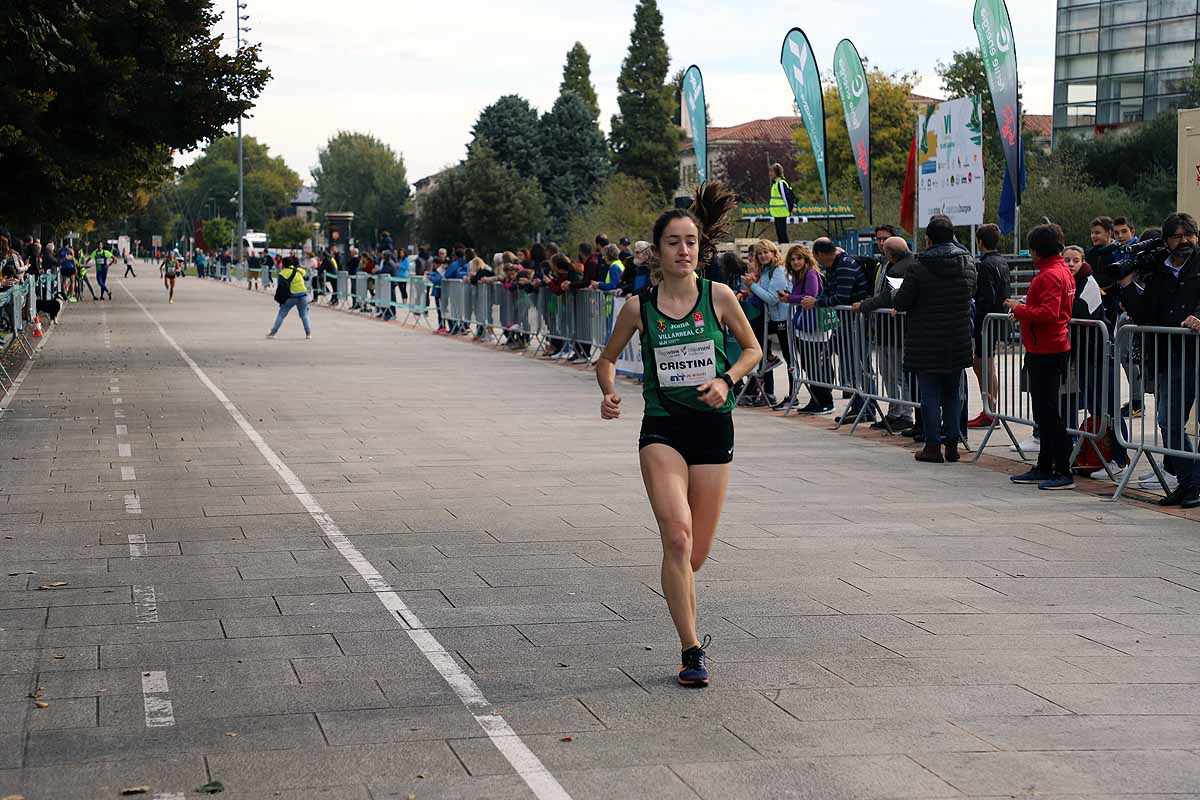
[792,69,919,209]
[1021,150,1146,247]
[565,174,662,251]
[561,43,600,120]
[0,0,270,229]
[203,217,234,251]
[1055,111,1179,228]
[471,95,542,180]
[539,92,611,237]
[460,143,546,255]
[610,0,681,201]
[416,166,471,248]
[267,216,315,249]
[312,131,411,248]
[176,136,301,229]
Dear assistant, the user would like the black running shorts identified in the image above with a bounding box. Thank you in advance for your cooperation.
[638,412,734,465]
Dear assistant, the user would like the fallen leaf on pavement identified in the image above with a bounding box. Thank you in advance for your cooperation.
[34,701,48,709]
[120,787,150,795]
[38,582,68,589]
[197,781,224,794]
[560,736,573,742]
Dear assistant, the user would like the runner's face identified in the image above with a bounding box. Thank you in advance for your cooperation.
[657,218,699,278]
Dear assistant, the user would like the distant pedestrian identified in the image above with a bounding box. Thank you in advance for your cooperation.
[268,255,312,339]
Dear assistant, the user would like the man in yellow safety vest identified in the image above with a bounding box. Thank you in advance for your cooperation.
[768,163,795,244]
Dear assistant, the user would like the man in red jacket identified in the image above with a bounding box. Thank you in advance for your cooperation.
[1004,223,1076,490]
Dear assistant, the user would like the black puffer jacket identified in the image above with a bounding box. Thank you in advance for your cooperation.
[892,241,978,374]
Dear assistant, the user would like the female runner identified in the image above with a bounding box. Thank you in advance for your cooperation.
[162,252,180,303]
[596,184,762,687]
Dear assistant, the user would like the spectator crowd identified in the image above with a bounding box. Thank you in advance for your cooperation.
[380,209,1199,506]
[5,204,1199,507]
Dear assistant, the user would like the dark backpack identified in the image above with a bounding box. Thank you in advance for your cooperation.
[275,267,299,304]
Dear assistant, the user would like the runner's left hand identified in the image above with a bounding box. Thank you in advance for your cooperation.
[696,379,728,408]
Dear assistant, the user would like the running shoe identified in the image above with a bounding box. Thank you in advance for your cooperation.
[1010,468,1051,485]
[678,634,711,688]
[1038,474,1076,491]
[967,413,995,429]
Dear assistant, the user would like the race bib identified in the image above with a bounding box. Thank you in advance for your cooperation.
[654,339,717,388]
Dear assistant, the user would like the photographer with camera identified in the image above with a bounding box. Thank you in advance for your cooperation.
[1118,212,1200,507]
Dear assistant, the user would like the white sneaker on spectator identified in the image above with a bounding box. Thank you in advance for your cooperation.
[1087,462,1121,480]
[1010,437,1040,453]
[1138,472,1178,491]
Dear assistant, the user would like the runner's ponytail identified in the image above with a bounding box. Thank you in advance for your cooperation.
[649,181,737,277]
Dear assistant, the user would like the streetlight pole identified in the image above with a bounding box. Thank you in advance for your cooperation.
[236,1,251,270]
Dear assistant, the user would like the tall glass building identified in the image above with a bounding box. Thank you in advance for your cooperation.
[1055,0,1199,144]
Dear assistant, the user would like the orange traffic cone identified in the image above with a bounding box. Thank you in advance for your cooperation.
[32,315,44,337]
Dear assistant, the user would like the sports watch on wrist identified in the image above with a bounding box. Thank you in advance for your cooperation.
[718,372,735,389]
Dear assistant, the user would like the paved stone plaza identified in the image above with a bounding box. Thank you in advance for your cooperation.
[1,273,1198,799]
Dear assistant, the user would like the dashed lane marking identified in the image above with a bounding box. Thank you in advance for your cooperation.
[141,670,175,728]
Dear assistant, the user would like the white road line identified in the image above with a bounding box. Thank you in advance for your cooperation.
[141,670,175,727]
[133,584,159,623]
[127,531,147,554]
[113,397,122,405]
[152,794,185,800]
[114,409,124,419]
[122,466,136,481]
[120,280,573,800]
[116,424,128,435]
[118,443,131,457]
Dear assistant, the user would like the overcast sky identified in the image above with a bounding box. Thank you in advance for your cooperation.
[197,0,1056,185]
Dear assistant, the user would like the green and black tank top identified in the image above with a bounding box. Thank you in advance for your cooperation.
[640,278,734,417]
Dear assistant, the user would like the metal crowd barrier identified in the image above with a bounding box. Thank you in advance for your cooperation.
[435,278,627,353]
[777,304,886,432]
[974,313,1115,471]
[1113,324,1199,500]
[402,277,434,327]
[0,277,37,383]
[860,308,917,426]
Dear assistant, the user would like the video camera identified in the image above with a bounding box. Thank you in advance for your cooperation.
[1115,236,1168,278]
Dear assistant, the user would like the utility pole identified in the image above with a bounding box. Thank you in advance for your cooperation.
[236,1,251,269]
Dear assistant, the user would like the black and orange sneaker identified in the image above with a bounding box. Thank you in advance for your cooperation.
[677,634,711,688]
